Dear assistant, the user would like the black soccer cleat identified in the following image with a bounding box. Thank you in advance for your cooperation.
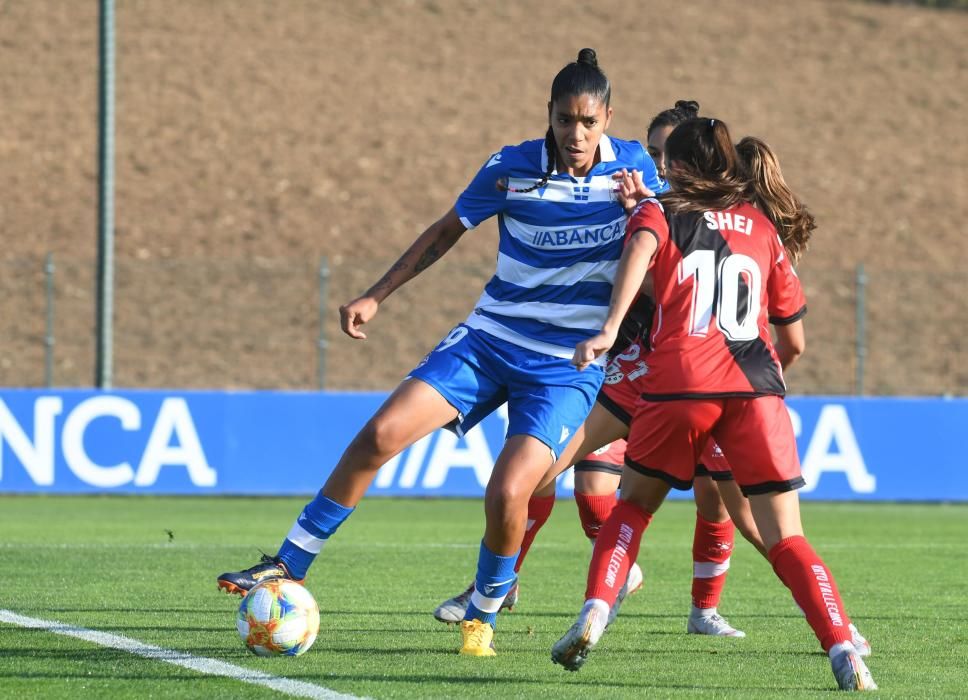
[217,554,302,597]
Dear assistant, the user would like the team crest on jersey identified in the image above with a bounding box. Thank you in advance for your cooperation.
[604,369,625,385]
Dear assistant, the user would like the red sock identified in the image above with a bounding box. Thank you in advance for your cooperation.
[574,491,618,540]
[768,535,853,651]
[585,500,652,604]
[514,494,555,573]
[691,513,735,609]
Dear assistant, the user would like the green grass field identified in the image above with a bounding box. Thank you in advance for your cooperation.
[1,496,966,698]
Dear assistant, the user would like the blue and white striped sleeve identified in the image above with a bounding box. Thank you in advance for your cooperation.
[454,149,510,230]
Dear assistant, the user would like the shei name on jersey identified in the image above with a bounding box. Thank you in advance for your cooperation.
[704,210,754,235]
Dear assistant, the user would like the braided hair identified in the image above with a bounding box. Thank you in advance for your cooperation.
[503,48,610,194]
[503,127,558,194]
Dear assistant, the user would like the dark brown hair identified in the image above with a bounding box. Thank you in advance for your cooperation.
[736,136,816,262]
[646,99,700,139]
[660,118,747,213]
[503,48,609,194]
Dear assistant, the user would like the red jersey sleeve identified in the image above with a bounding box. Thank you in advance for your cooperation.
[626,199,668,248]
[767,236,807,325]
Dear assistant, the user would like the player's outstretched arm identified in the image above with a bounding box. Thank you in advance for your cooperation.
[572,229,657,370]
[339,208,467,339]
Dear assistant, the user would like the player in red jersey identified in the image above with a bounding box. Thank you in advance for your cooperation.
[437,103,764,638]
[551,118,877,691]
[436,104,866,651]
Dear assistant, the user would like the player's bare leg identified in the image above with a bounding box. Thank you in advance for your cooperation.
[536,405,628,492]
[482,435,557,556]
[322,378,459,505]
[714,479,870,653]
[218,378,457,596]
[437,406,625,624]
[460,434,556,656]
[715,478,766,556]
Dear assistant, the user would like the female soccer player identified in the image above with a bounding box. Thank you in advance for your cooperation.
[436,102,761,639]
[216,48,662,658]
[550,118,877,691]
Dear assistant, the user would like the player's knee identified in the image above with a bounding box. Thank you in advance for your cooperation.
[484,480,530,521]
[352,416,409,463]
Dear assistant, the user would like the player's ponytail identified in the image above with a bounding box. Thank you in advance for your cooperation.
[736,136,815,263]
[504,49,610,194]
[552,48,611,108]
[646,99,700,139]
[660,117,747,213]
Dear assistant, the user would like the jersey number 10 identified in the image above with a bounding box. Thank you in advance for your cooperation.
[678,250,761,342]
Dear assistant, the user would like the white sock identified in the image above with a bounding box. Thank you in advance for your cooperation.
[828,641,856,659]
[691,605,717,619]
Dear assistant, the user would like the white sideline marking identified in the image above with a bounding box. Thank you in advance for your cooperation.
[0,610,363,700]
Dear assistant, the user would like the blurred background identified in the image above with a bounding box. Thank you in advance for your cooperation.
[1,0,965,395]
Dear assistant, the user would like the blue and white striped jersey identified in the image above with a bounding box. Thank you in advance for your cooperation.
[454,134,663,361]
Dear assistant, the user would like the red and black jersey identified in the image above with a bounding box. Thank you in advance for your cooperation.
[626,200,806,399]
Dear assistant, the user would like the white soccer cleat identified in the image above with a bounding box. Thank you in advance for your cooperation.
[829,641,878,691]
[626,561,644,594]
[551,599,609,671]
[849,623,871,657]
[687,608,746,638]
[433,581,518,624]
[606,562,644,627]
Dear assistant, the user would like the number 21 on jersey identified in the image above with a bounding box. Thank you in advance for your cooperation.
[678,250,761,341]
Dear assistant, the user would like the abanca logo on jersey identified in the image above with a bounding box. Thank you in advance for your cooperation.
[529,220,624,248]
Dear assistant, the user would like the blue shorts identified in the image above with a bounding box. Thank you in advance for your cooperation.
[407,325,604,459]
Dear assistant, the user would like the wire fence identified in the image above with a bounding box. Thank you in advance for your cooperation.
[0,255,964,395]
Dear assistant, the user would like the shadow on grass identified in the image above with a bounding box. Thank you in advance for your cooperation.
[1,669,831,692]
[258,670,837,694]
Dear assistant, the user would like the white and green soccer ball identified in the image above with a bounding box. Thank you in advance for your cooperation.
[236,579,320,656]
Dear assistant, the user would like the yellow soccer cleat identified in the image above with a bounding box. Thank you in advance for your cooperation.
[459,619,496,657]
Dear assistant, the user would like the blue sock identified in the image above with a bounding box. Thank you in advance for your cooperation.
[463,541,519,626]
[276,492,354,579]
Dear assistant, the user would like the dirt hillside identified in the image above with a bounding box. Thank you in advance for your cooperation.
[1,0,965,394]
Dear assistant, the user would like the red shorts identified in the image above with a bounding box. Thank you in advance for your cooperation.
[697,440,734,481]
[597,341,648,424]
[597,341,732,480]
[574,439,627,476]
[625,395,804,495]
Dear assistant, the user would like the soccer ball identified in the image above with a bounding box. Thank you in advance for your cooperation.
[236,579,320,656]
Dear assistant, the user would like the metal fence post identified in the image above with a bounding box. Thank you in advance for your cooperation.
[95,0,116,389]
[44,253,55,388]
[317,256,330,390]
[855,263,867,395]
